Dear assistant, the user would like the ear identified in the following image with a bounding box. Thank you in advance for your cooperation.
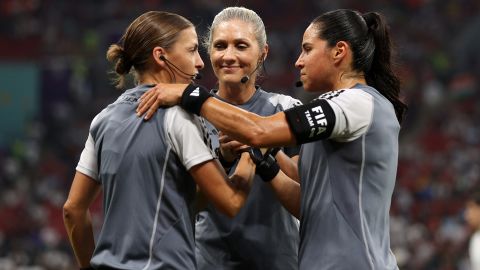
[332,41,348,65]
[260,44,269,63]
[152,46,167,67]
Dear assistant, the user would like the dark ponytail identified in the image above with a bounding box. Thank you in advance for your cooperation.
[312,9,407,124]
[362,12,407,124]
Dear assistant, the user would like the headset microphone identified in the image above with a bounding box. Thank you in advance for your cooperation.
[240,76,249,84]
[159,55,202,80]
[240,58,264,84]
[295,81,303,87]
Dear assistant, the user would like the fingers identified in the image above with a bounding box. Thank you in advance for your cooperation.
[137,89,156,117]
[145,99,161,120]
[218,134,233,144]
[230,141,247,152]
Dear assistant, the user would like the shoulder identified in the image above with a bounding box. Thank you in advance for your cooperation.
[319,88,373,114]
[260,90,302,109]
[318,87,372,102]
[165,105,196,124]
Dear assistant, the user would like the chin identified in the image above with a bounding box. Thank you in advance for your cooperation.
[302,83,316,92]
[221,77,242,85]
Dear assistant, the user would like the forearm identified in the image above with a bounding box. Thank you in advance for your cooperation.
[276,153,300,182]
[269,171,301,218]
[191,156,254,218]
[63,208,95,267]
[229,152,256,192]
[200,98,296,147]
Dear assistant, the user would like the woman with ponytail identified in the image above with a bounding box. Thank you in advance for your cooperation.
[138,8,406,269]
[63,11,256,270]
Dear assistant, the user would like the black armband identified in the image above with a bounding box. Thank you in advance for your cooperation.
[284,99,336,144]
[180,84,213,115]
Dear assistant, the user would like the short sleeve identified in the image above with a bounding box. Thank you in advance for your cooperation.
[267,94,303,110]
[320,89,374,142]
[165,106,215,170]
[76,133,99,180]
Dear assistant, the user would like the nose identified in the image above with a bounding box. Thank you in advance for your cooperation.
[295,54,304,70]
[222,46,236,63]
[195,52,204,70]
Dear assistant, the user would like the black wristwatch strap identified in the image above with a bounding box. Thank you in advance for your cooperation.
[266,147,281,157]
[255,153,280,182]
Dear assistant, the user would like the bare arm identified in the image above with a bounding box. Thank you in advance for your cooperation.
[201,99,296,147]
[63,172,101,268]
[189,152,255,217]
[276,153,300,183]
[268,170,301,218]
[136,84,297,147]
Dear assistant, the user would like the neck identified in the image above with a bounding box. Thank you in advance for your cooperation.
[217,81,256,105]
[138,70,184,85]
[333,71,367,90]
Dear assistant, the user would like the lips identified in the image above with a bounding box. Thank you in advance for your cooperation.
[220,66,241,73]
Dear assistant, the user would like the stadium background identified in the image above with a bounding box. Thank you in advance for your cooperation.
[0,0,479,269]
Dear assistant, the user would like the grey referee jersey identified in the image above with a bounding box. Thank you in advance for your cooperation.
[298,84,399,270]
[77,85,214,270]
[195,88,301,270]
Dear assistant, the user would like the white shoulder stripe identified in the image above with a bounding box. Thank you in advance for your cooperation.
[267,94,302,110]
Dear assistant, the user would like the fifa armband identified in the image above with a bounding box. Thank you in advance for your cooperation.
[283,99,336,144]
[180,84,213,115]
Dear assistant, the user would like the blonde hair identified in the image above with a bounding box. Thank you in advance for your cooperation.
[204,7,267,54]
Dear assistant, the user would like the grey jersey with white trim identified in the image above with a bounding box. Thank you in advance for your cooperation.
[298,84,399,270]
[81,85,213,270]
[195,88,301,270]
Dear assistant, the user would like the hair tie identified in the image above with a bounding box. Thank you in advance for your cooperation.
[362,13,378,32]
[119,47,133,73]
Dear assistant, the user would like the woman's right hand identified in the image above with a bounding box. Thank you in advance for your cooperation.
[136,83,189,120]
[219,131,249,163]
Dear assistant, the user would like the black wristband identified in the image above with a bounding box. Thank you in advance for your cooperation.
[80,267,94,270]
[255,154,280,182]
[180,84,213,115]
[266,147,281,157]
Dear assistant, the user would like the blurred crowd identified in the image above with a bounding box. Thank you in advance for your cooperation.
[0,0,479,269]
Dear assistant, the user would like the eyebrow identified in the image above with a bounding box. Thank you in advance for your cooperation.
[213,38,250,43]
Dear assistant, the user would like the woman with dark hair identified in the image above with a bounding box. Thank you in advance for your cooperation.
[138,8,406,270]
[466,192,480,270]
[63,11,255,270]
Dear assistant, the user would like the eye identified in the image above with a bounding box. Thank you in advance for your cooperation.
[189,44,199,53]
[302,45,312,54]
[213,42,227,50]
[236,43,249,50]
